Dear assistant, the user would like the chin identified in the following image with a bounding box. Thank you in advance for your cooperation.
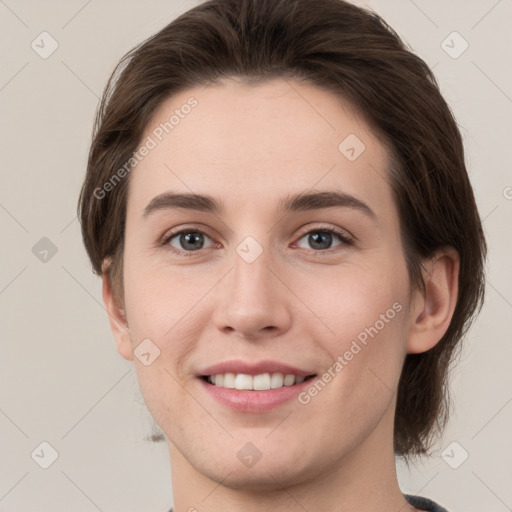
[205,464,311,492]
[190,446,319,492]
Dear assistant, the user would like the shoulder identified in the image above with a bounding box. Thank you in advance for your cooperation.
[404,493,450,512]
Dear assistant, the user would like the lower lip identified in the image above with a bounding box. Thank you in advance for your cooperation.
[199,377,315,412]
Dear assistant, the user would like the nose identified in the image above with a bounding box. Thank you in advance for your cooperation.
[212,242,293,340]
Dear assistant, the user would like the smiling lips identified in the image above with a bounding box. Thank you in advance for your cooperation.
[198,359,317,409]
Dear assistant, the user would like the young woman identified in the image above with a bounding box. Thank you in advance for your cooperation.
[78,1,487,510]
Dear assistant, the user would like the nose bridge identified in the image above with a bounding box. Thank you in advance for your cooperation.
[212,232,292,337]
[230,234,276,305]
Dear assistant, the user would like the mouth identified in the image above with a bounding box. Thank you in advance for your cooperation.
[196,360,318,412]
[200,372,317,390]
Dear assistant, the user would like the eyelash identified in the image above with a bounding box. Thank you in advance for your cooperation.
[160,225,354,258]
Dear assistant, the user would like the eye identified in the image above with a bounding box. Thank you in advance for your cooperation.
[163,229,214,256]
[295,226,353,252]
[160,225,353,257]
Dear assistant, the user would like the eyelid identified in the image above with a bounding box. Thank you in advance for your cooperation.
[295,223,354,243]
[159,223,213,245]
[159,225,216,256]
[292,224,354,252]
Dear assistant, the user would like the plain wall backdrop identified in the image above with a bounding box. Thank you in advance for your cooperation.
[0,0,511,511]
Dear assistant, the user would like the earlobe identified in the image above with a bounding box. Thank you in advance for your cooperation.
[101,259,134,361]
[406,247,460,354]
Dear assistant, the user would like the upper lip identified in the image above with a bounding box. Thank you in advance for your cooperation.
[198,359,316,377]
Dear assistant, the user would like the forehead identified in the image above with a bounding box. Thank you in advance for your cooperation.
[127,78,395,221]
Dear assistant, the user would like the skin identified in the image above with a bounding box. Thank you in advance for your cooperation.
[102,78,459,512]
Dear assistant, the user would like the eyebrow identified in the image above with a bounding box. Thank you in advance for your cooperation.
[142,189,377,221]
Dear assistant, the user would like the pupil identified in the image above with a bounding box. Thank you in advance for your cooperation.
[310,232,332,250]
[181,232,203,250]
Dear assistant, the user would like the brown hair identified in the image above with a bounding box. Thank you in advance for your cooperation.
[78,0,487,460]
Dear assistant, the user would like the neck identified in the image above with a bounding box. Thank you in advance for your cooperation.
[168,404,416,512]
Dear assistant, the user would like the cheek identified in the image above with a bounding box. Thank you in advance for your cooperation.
[294,257,408,339]
[300,257,410,399]
[299,289,408,453]
[122,255,214,343]
[323,292,407,402]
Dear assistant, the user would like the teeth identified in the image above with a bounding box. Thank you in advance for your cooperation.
[253,373,271,390]
[283,374,295,386]
[234,374,253,390]
[223,373,236,388]
[270,373,284,389]
[206,372,307,390]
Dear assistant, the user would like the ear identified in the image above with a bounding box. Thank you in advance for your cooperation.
[101,259,134,361]
[406,247,460,354]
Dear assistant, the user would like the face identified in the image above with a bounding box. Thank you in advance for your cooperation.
[109,78,420,489]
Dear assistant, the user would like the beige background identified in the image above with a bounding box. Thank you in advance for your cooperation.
[0,0,511,511]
